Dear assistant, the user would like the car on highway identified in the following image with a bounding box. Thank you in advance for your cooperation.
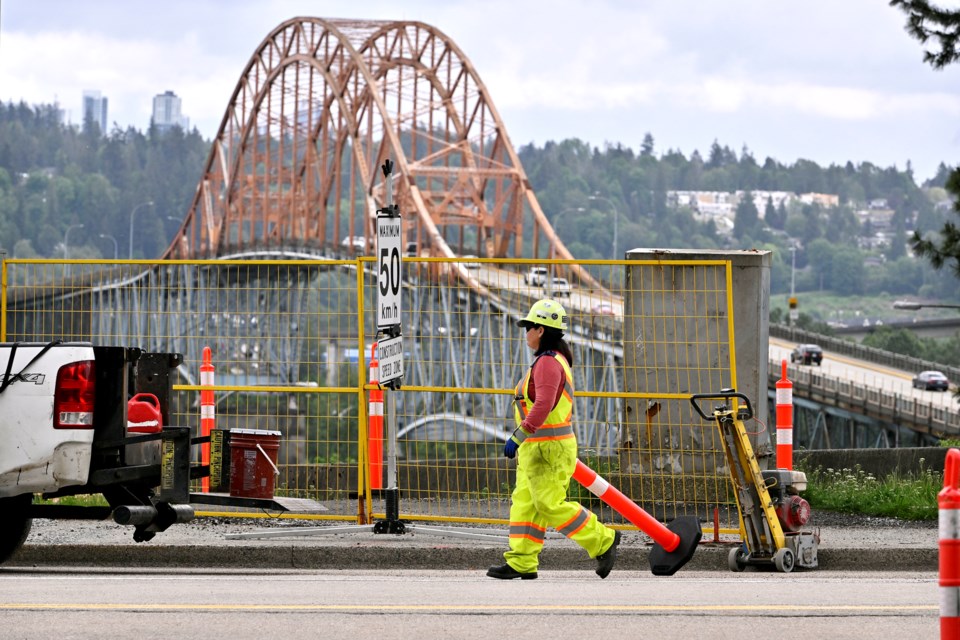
[592,302,616,316]
[912,370,950,391]
[524,266,549,286]
[341,236,368,252]
[549,277,571,298]
[790,344,823,366]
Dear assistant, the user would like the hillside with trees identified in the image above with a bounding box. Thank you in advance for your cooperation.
[0,101,208,260]
[519,136,958,308]
[1,99,958,314]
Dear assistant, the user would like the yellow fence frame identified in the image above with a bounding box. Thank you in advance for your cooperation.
[0,256,744,536]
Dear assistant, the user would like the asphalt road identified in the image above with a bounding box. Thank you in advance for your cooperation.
[0,567,939,639]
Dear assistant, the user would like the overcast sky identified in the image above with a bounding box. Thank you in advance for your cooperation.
[2,0,960,183]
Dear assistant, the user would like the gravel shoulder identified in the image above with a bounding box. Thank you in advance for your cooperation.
[18,508,937,550]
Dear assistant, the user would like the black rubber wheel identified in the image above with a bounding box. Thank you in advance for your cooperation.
[0,494,33,565]
[773,547,795,573]
[728,546,747,572]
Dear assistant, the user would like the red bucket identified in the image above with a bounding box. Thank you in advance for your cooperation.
[229,429,281,499]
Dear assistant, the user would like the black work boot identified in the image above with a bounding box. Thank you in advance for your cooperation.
[595,530,621,579]
[486,563,538,580]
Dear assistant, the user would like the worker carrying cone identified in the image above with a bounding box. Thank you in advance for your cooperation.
[487,299,621,580]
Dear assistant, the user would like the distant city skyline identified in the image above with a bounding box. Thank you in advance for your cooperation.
[59,89,191,135]
[151,90,189,133]
[3,1,960,182]
[81,89,108,133]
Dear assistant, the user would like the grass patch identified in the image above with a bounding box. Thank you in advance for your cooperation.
[800,463,940,521]
[34,494,109,507]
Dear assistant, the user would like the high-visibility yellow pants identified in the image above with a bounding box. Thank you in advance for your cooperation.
[504,438,616,573]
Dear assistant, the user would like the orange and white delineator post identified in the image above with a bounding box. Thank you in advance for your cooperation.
[200,346,215,493]
[573,459,701,575]
[368,343,384,490]
[940,447,960,640]
[775,359,794,470]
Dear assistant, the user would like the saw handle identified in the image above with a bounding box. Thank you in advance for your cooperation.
[689,389,753,421]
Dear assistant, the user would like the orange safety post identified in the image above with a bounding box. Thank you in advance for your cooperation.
[200,346,215,493]
[775,359,794,470]
[573,459,701,575]
[940,448,960,639]
[368,342,384,490]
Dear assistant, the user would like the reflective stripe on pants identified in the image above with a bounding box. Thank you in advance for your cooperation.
[504,438,616,573]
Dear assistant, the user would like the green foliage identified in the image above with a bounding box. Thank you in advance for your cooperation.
[518,136,953,303]
[733,190,760,239]
[0,101,208,259]
[861,326,960,368]
[568,453,619,508]
[4,97,958,307]
[35,494,109,507]
[800,463,940,521]
[892,1,960,285]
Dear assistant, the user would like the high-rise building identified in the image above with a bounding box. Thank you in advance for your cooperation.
[152,90,189,134]
[82,90,108,133]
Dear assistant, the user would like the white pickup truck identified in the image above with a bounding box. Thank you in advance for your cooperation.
[0,341,288,565]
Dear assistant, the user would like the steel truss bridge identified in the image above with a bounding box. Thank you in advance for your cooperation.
[5,15,956,474]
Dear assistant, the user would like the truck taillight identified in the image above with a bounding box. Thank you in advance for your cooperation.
[54,360,96,429]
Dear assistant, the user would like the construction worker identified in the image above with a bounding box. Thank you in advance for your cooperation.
[487,298,621,580]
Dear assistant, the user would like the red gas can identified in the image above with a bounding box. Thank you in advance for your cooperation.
[126,393,162,465]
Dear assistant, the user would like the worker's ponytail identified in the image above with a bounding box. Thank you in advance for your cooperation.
[538,327,574,366]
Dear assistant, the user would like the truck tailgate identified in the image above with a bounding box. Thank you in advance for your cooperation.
[0,342,97,497]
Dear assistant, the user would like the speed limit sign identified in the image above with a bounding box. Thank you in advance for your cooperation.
[377,215,403,330]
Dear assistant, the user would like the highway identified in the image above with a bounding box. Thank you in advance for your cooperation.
[769,336,956,408]
[0,567,937,639]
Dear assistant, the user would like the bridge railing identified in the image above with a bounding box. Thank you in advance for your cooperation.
[768,358,960,439]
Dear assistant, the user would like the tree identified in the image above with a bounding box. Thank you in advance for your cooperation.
[892,0,960,278]
[764,196,780,229]
[830,247,866,295]
[891,0,960,68]
[862,326,926,356]
[640,133,655,158]
[734,191,760,240]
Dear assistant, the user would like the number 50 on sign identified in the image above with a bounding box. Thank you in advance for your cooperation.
[377,216,403,329]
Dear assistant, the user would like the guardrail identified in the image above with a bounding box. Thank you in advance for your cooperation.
[766,355,960,438]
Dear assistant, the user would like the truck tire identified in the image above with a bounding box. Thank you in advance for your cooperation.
[0,494,32,564]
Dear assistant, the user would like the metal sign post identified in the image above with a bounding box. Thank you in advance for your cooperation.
[373,159,405,532]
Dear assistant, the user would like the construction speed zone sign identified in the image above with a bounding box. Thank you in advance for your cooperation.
[376,215,403,330]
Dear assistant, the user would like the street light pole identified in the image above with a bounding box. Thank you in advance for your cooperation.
[64,223,84,278]
[589,193,619,259]
[789,245,797,299]
[787,244,798,327]
[128,201,154,259]
[99,233,118,259]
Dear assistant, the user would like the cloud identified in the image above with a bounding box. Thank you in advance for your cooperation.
[3,0,960,179]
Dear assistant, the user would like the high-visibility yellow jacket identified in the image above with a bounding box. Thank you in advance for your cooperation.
[512,351,575,443]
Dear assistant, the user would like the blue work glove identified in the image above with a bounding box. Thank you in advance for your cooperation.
[503,436,520,459]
